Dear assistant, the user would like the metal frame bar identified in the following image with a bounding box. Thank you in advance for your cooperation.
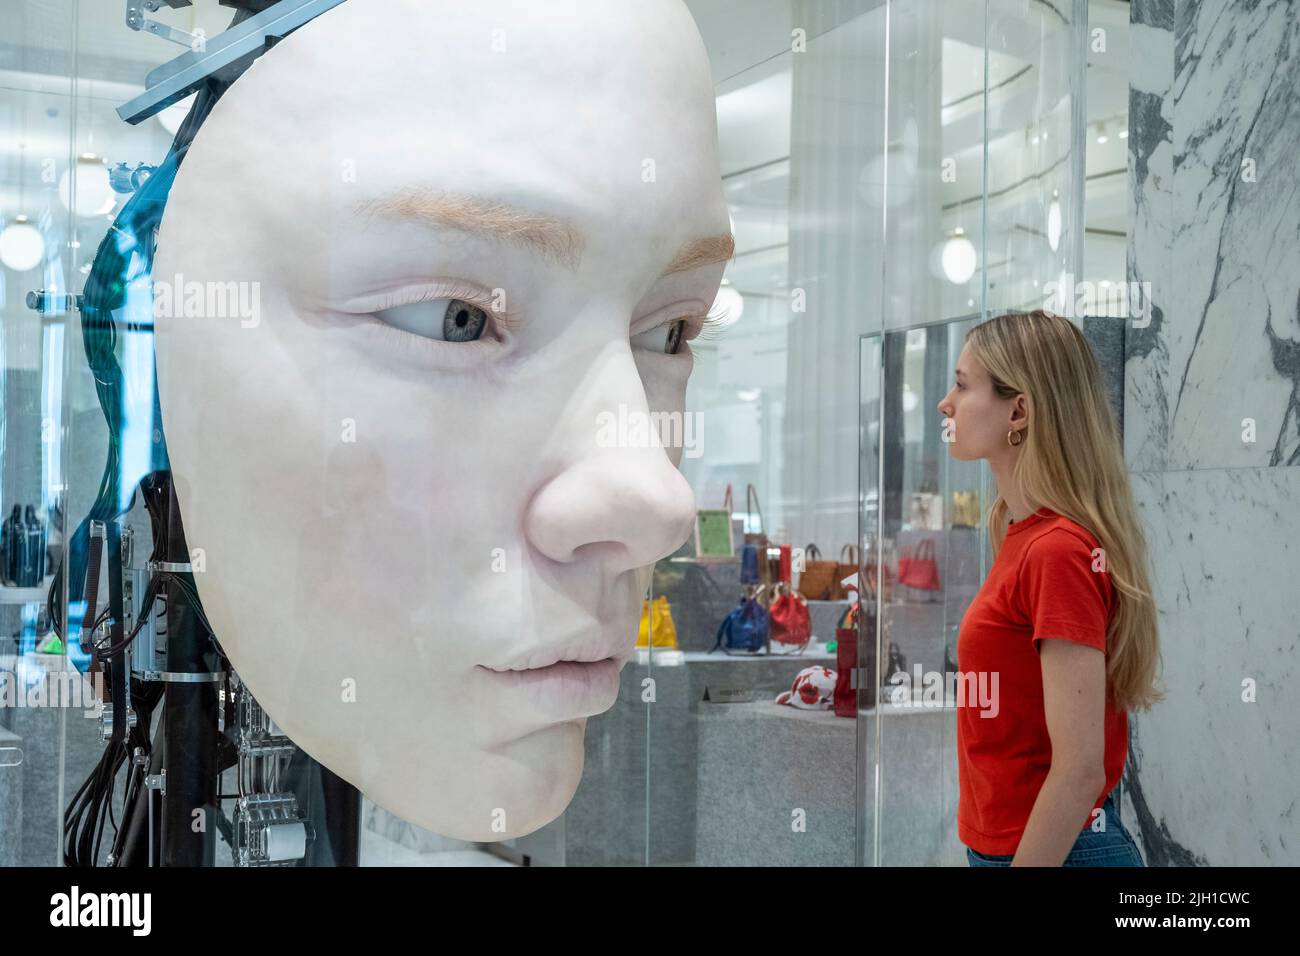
[117,0,348,123]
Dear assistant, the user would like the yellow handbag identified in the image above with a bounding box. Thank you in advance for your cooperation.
[637,595,679,648]
[952,490,982,528]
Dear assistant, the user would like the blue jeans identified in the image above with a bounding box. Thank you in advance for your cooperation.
[965,792,1145,867]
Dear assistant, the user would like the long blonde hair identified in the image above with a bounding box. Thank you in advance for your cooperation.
[967,309,1165,712]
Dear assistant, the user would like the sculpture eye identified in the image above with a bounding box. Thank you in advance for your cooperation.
[633,317,690,355]
[442,300,489,341]
[376,298,489,342]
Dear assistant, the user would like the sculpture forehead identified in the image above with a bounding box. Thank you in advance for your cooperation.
[193,0,721,223]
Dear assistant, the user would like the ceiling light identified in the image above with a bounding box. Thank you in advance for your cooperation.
[1047,199,1062,252]
[0,217,45,272]
[941,231,977,284]
[59,155,115,217]
[712,285,745,327]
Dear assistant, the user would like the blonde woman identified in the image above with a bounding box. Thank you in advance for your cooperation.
[936,309,1165,866]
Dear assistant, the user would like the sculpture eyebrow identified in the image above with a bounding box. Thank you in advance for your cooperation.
[663,232,736,275]
[354,189,585,269]
[353,188,734,276]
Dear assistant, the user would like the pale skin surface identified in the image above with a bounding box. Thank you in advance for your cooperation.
[937,342,1108,866]
[152,0,731,840]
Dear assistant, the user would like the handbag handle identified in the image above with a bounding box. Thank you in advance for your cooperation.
[804,543,821,561]
[723,483,734,514]
[916,538,935,561]
[839,543,859,564]
[745,484,764,534]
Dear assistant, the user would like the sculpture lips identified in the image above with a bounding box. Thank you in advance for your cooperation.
[480,659,621,719]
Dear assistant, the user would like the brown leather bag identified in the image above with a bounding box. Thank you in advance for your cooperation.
[797,543,837,600]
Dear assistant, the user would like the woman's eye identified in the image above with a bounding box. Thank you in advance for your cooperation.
[633,317,690,355]
[375,297,489,342]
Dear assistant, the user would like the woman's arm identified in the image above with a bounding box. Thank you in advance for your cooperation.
[1010,638,1108,866]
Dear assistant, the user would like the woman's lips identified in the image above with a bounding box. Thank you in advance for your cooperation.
[477,658,622,720]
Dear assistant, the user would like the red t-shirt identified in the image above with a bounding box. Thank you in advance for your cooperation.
[956,506,1128,855]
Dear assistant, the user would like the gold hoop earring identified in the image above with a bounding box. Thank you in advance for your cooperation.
[1007,428,1023,447]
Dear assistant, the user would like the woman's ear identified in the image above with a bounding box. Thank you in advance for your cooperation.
[1010,393,1029,430]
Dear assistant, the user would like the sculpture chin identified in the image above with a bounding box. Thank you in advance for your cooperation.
[359,719,590,842]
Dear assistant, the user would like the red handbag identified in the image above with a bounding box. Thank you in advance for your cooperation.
[833,599,860,718]
[769,545,810,648]
[898,538,942,591]
[769,588,810,648]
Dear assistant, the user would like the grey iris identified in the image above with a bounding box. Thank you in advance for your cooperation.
[444,300,488,341]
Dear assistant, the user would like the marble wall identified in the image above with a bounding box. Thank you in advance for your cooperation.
[1125,0,1300,865]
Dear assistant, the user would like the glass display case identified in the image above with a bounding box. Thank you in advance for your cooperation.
[1,0,78,867]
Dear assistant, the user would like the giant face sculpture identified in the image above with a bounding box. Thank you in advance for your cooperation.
[151,0,730,840]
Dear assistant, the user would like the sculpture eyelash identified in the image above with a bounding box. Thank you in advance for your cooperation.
[690,301,734,342]
[390,279,525,335]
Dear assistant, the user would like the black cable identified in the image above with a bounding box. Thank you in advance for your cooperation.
[65,674,162,867]
[93,576,159,659]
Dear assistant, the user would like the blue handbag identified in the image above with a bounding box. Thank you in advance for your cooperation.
[711,592,769,654]
[740,542,760,585]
